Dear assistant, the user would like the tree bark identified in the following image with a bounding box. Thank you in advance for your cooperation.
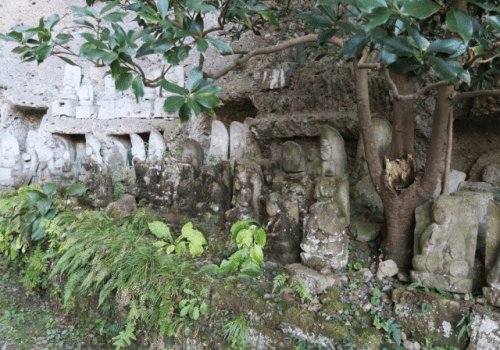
[389,72,415,160]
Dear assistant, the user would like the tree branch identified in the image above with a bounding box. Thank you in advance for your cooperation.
[464,42,500,69]
[384,67,452,101]
[451,89,500,103]
[208,34,344,80]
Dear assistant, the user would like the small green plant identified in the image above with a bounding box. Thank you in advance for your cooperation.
[178,288,209,320]
[272,273,313,304]
[219,220,266,279]
[222,313,250,349]
[112,181,126,201]
[373,316,402,346]
[457,311,474,342]
[347,262,363,273]
[371,288,382,306]
[289,334,328,350]
[149,221,207,256]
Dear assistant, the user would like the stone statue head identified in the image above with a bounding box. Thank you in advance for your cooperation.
[282,141,305,173]
[266,192,281,217]
[320,125,346,176]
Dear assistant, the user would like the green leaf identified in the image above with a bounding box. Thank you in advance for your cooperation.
[429,56,460,84]
[101,0,120,15]
[31,224,45,241]
[36,198,53,216]
[187,99,201,117]
[239,260,262,279]
[446,8,473,44]
[193,93,223,109]
[387,57,422,73]
[382,36,415,56]
[103,12,129,23]
[69,6,97,18]
[250,244,264,265]
[317,4,336,23]
[46,14,61,31]
[339,32,369,59]
[236,9,253,28]
[191,306,200,320]
[81,33,108,50]
[115,73,134,91]
[65,183,86,197]
[358,0,387,11]
[187,66,203,93]
[179,103,192,123]
[163,96,186,112]
[197,38,208,54]
[80,44,118,65]
[365,7,391,33]
[159,80,186,95]
[236,229,254,249]
[403,20,428,50]
[42,182,58,196]
[490,16,500,32]
[186,0,202,12]
[206,38,233,54]
[158,0,169,18]
[219,259,238,275]
[466,0,500,13]
[260,11,280,29]
[12,46,30,54]
[0,33,20,42]
[132,76,144,103]
[426,38,466,58]
[400,0,441,19]
[148,221,173,242]
[254,228,266,248]
[200,301,208,314]
[180,306,189,317]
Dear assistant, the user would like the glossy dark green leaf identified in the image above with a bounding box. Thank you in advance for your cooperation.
[400,0,441,19]
[159,80,186,95]
[100,0,120,15]
[357,0,387,11]
[69,6,97,18]
[81,33,108,50]
[197,38,208,54]
[0,33,19,42]
[403,20,428,50]
[158,0,169,18]
[446,8,473,44]
[31,224,45,241]
[365,7,391,32]
[103,12,129,23]
[80,44,118,65]
[179,103,192,123]
[163,95,185,112]
[387,57,422,73]
[339,32,369,58]
[186,0,202,12]
[206,38,233,54]
[490,16,500,32]
[152,37,175,53]
[193,93,223,109]
[318,29,337,43]
[115,72,134,91]
[317,4,336,23]
[12,46,30,54]
[187,66,203,92]
[429,56,460,84]
[382,36,415,57]
[426,39,466,58]
[187,99,201,117]
[46,14,60,31]
[466,0,500,13]
[132,76,145,103]
[73,19,95,29]
[260,11,280,29]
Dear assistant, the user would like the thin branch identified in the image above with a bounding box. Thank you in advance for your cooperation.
[464,43,500,69]
[358,63,379,69]
[208,34,344,80]
[441,109,453,196]
[451,89,500,103]
[384,67,452,101]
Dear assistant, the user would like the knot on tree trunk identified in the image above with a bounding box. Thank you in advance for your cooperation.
[383,154,418,193]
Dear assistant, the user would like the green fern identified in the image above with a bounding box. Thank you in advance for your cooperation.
[272,273,290,294]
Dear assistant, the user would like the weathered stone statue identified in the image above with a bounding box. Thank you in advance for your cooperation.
[483,200,500,306]
[98,75,117,119]
[230,121,247,159]
[130,134,147,162]
[175,164,203,214]
[197,161,232,222]
[272,171,313,216]
[305,147,322,179]
[147,129,165,162]
[76,85,98,119]
[85,134,103,164]
[209,120,229,161]
[282,141,306,174]
[181,138,204,173]
[320,125,347,177]
[11,155,30,189]
[81,157,113,208]
[225,160,263,226]
[0,134,20,168]
[411,195,479,293]
[264,192,301,264]
[301,201,349,272]
[52,64,81,117]
[313,174,350,226]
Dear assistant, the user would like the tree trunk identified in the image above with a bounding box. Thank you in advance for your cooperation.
[389,72,415,160]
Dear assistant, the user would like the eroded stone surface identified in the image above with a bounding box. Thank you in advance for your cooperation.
[468,305,500,350]
[282,141,306,173]
[209,120,229,161]
[320,125,347,177]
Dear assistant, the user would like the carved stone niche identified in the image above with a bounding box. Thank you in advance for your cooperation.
[411,195,479,294]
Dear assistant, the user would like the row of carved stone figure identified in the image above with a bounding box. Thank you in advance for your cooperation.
[52,64,184,120]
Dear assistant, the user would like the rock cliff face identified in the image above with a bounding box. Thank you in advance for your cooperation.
[1,0,500,187]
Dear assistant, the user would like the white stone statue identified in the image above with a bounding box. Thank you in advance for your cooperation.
[147,129,165,162]
[85,134,103,164]
[130,134,147,161]
[0,133,21,168]
[52,64,82,117]
[320,125,347,177]
[230,121,248,159]
[209,120,229,161]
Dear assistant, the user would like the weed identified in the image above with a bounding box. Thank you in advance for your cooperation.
[222,313,250,349]
[457,311,474,342]
[272,273,313,304]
